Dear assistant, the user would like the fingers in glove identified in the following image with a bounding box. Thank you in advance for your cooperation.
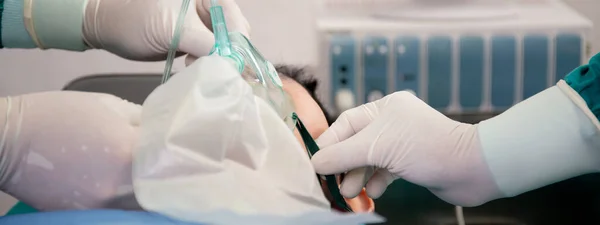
[311,125,377,175]
[179,24,218,59]
[316,102,381,148]
[197,0,251,37]
[339,167,375,198]
[365,169,396,199]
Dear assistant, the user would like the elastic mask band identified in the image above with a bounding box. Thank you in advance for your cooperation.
[293,113,352,212]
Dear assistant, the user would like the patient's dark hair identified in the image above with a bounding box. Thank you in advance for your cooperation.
[275,65,334,125]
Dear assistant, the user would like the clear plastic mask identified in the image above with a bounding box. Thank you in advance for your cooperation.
[160,1,296,130]
[211,32,297,130]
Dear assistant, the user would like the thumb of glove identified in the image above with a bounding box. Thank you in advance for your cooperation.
[311,124,375,175]
[316,100,382,148]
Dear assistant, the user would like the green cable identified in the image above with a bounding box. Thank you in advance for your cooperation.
[293,113,352,212]
[161,0,191,84]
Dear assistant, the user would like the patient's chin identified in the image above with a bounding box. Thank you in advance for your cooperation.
[345,189,375,213]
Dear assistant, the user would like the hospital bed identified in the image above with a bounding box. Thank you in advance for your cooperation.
[64,74,163,105]
[3,74,600,225]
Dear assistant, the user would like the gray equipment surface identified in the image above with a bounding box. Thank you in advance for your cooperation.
[63,74,163,105]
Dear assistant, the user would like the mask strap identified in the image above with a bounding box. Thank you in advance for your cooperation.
[292,113,353,212]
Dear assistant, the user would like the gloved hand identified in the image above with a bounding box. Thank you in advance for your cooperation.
[312,83,600,207]
[83,0,250,61]
[0,91,141,211]
[311,91,501,206]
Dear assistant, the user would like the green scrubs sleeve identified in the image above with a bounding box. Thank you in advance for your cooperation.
[1,0,88,50]
[1,0,36,48]
[564,53,600,121]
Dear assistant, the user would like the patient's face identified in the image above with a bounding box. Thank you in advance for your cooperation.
[279,75,374,213]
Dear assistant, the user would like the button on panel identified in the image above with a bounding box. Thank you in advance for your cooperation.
[523,35,549,99]
[427,36,452,109]
[330,35,357,113]
[491,36,516,109]
[335,89,356,112]
[459,36,484,109]
[395,36,420,98]
[555,33,582,83]
[363,36,389,105]
[367,90,384,102]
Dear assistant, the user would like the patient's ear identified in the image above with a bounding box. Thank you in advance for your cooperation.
[344,188,375,213]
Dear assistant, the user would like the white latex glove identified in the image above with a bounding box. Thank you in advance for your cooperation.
[83,0,250,61]
[0,91,142,210]
[312,84,600,207]
[311,91,501,206]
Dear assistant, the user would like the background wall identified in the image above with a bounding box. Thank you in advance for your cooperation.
[0,0,598,214]
[0,0,599,97]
